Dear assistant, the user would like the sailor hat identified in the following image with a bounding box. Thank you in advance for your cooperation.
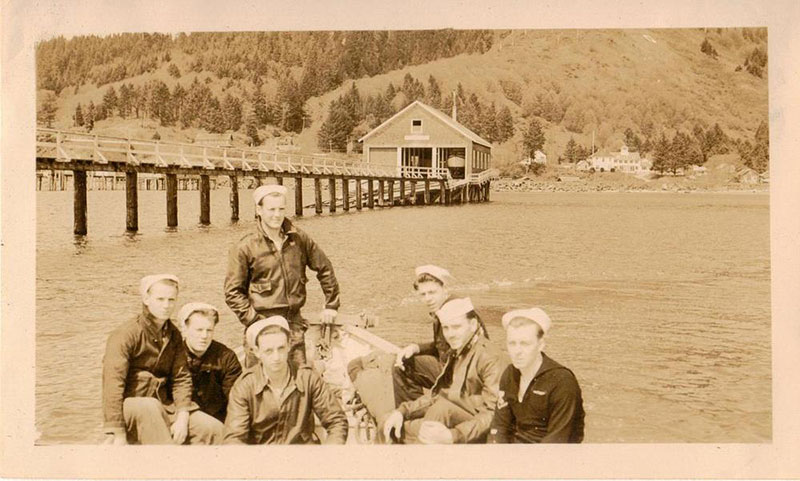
[253,184,288,205]
[139,274,180,300]
[501,308,552,334]
[176,302,219,330]
[246,315,291,348]
[435,297,475,323]
[414,264,455,286]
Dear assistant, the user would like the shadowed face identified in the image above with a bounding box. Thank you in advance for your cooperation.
[415,281,448,313]
[440,313,477,351]
[184,313,215,355]
[258,194,286,231]
[506,322,545,371]
[143,281,178,321]
[256,330,290,377]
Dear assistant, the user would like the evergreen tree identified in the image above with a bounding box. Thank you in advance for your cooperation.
[245,108,261,146]
[494,105,515,143]
[252,88,268,127]
[623,127,641,151]
[318,99,355,152]
[204,97,226,133]
[86,101,96,131]
[222,94,243,131]
[37,92,58,128]
[118,83,131,118]
[167,63,181,78]
[522,118,546,157]
[700,38,719,59]
[385,82,397,102]
[102,86,119,117]
[564,137,579,163]
[74,103,84,127]
[652,133,670,174]
[480,102,498,142]
[743,121,769,173]
[426,75,442,108]
[171,83,187,126]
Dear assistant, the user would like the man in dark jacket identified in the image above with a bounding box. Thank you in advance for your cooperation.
[224,184,340,368]
[176,302,242,424]
[223,315,348,444]
[383,298,505,444]
[489,307,585,443]
[102,275,221,444]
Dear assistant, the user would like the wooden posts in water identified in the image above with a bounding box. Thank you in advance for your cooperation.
[295,177,303,217]
[485,181,491,201]
[328,178,336,213]
[276,176,284,186]
[229,174,239,222]
[126,171,138,232]
[73,170,87,235]
[409,180,417,206]
[314,178,323,215]
[398,179,405,206]
[424,179,430,205]
[342,178,350,212]
[200,175,211,225]
[378,180,385,207]
[367,179,374,209]
[387,180,394,207]
[167,173,178,227]
[355,178,363,211]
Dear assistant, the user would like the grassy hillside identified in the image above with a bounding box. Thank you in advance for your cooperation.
[38,28,768,169]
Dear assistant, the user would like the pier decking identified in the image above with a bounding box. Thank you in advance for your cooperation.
[36,129,497,235]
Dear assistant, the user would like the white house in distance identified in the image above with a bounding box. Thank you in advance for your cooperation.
[358,100,492,180]
[589,144,649,173]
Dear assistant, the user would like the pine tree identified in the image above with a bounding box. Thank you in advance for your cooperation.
[37,92,58,128]
[564,137,579,163]
[245,108,261,146]
[426,75,442,109]
[74,103,84,127]
[652,133,670,174]
[171,83,186,126]
[494,105,515,143]
[700,38,719,59]
[252,88,268,127]
[102,86,119,116]
[167,63,181,78]
[118,83,131,118]
[522,118,546,157]
[222,94,243,131]
[86,101,96,131]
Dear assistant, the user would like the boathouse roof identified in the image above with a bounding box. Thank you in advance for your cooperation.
[358,100,492,148]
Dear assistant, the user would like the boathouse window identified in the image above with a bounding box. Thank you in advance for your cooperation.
[411,119,422,133]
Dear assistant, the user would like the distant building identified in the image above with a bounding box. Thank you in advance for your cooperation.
[359,100,492,179]
[589,144,647,173]
[736,167,760,184]
[575,160,590,171]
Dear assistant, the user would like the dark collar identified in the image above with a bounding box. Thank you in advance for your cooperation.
[251,363,304,396]
[137,306,172,338]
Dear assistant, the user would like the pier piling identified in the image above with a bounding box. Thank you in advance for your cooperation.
[167,173,178,227]
[388,180,394,207]
[126,171,138,232]
[378,180,385,207]
[200,175,211,225]
[355,179,363,210]
[229,174,239,222]
[295,177,303,217]
[342,178,350,212]
[314,178,323,215]
[329,178,336,213]
[73,170,87,235]
[367,179,375,209]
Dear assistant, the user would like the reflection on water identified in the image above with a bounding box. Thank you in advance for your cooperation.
[36,190,770,443]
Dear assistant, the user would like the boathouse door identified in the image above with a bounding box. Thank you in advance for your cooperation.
[401,147,432,175]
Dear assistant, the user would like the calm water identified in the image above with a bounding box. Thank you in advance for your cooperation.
[35,189,771,443]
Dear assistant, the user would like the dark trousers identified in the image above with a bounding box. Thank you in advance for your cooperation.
[244,309,307,369]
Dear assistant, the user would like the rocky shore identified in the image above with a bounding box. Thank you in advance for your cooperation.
[491,175,769,194]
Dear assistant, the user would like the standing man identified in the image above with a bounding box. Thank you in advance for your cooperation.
[489,308,585,443]
[102,275,220,445]
[176,302,242,425]
[382,298,505,444]
[223,316,349,444]
[225,184,340,367]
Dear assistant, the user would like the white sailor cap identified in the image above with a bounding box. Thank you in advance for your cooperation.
[139,274,180,300]
[501,308,552,334]
[176,302,219,330]
[246,315,291,348]
[435,297,475,323]
[414,264,454,286]
[253,184,288,205]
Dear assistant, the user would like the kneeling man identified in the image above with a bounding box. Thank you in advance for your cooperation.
[223,316,348,444]
[383,298,505,444]
[102,275,220,444]
[489,308,585,443]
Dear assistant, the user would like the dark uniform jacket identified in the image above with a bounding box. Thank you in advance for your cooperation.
[416,300,489,364]
[224,218,340,328]
[489,352,585,443]
[185,340,243,423]
[102,308,192,434]
[223,363,348,444]
[398,332,507,443]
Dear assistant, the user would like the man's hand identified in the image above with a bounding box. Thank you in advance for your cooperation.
[170,410,190,444]
[103,432,128,445]
[417,420,454,444]
[320,308,338,324]
[382,410,404,443]
[394,344,420,371]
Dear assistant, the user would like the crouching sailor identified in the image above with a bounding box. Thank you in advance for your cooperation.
[223,316,348,444]
[176,302,242,426]
[382,298,506,444]
[489,308,585,443]
[102,275,222,444]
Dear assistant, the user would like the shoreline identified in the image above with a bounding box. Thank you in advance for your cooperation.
[491,177,769,195]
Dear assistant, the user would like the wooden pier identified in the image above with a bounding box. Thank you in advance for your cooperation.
[35,129,497,236]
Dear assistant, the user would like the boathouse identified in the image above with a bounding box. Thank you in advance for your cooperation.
[358,100,492,180]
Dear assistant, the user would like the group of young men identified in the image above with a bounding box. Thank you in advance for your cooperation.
[102,184,585,445]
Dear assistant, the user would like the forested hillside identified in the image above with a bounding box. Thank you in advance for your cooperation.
[36,28,769,173]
